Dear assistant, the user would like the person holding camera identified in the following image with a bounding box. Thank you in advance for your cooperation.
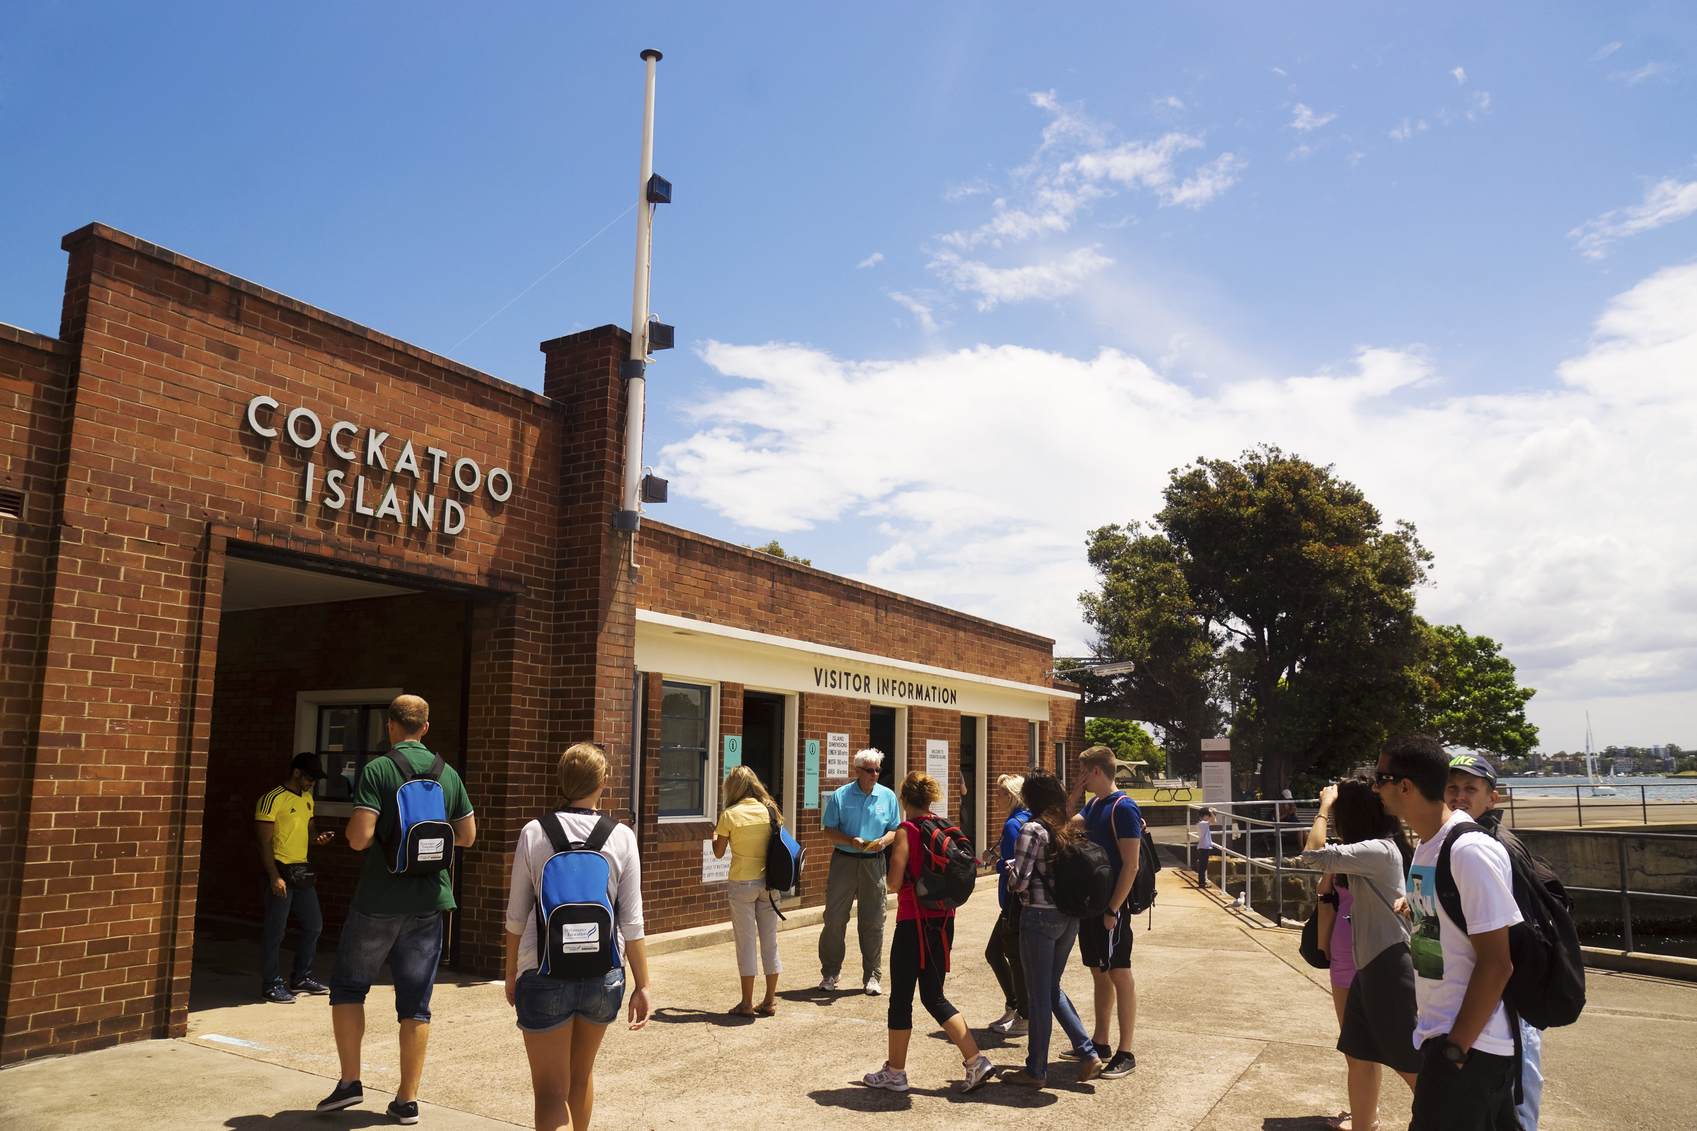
[255,751,335,1003]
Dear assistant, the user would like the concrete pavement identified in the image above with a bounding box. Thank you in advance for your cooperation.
[4,867,1694,1130]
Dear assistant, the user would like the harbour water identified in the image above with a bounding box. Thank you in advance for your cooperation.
[1500,774,1697,802]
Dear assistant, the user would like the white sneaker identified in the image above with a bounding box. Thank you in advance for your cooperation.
[863,1061,909,1091]
[1007,1015,1029,1034]
[819,974,838,991]
[961,1054,996,1093]
[864,977,882,996]
[988,1007,1019,1033]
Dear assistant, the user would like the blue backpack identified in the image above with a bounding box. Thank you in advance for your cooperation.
[535,813,620,978]
[763,804,806,919]
[381,748,454,876]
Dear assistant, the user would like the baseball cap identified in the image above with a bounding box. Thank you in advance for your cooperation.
[290,751,326,781]
[1448,752,1497,788]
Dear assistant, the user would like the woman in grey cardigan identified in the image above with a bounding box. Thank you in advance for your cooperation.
[1297,774,1420,1131]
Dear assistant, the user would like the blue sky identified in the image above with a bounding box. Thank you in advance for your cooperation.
[4,3,1695,747]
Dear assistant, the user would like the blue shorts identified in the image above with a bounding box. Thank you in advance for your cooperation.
[327,910,443,1022]
[513,967,625,1033]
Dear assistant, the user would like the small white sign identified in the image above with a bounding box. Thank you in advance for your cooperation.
[926,739,949,818]
[826,732,851,779]
[702,839,731,885]
[418,838,445,862]
[559,923,601,953]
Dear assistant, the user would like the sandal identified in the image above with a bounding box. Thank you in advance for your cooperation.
[753,1002,777,1016]
[1326,1116,1377,1131]
[728,1003,757,1016]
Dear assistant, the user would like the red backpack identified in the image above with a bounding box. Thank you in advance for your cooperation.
[911,816,979,911]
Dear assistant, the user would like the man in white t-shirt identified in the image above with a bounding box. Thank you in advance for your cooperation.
[1445,752,1545,1130]
[1373,734,1521,1131]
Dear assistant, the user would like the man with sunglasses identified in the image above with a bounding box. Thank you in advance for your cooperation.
[819,748,901,995]
[1373,735,1521,1131]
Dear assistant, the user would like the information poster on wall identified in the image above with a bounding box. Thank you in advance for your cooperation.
[805,739,821,809]
[826,732,850,779]
[702,840,731,885]
[723,734,742,770]
[926,739,949,818]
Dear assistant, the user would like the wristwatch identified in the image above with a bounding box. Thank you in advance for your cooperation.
[1441,1039,1470,1067]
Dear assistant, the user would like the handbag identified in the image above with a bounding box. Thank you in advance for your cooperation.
[281,862,318,890]
[1299,891,1335,969]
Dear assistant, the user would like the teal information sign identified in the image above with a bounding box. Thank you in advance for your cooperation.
[723,734,742,769]
[804,739,821,809]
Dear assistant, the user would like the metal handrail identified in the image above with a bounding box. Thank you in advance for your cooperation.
[1501,783,1697,829]
[1185,801,1324,925]
[1512,826,1697,955]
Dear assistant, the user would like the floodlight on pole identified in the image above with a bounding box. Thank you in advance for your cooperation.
[1049,658,1136,679]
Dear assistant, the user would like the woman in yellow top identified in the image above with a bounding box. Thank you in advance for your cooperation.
[712,766,783,1016]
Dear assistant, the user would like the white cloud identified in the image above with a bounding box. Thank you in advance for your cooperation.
[944,181,991,202]
[927,247,1113,311]
[1271,67,1287,77]
[887,291,939,331]
[1389,118,1429,141]
[1610,62,1670,85]
[1290,104,1337,132]
[919,92,1242,307]
[1156,96,1185,110]
[1452,67,1467,84]
[1569,177,1697,259]
[661,264,1697,742]
[1468,91,1492,119]
[1592,42,1621,62]
[856,252,884,269]
[1289,145,1315,161]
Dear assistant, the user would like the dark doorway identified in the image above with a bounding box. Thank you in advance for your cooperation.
[742,691,785,802]
[959,716,979,849]
[869,705,897,790]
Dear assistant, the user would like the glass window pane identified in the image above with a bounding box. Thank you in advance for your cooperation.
[365,707,391,754]
[319,707,358,752]
[659,778,700,816]
[660,717,704,750]
[661,685,704,715]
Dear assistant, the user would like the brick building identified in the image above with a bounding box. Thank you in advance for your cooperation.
[0,224,1083,1063]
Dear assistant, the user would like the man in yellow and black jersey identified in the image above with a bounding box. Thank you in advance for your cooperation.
[256,752,335,1003]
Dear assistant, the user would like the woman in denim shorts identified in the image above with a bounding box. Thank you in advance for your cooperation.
[712,765,783,1016]
[505,743,651,1131]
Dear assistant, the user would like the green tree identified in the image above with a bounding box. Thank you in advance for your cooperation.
[746,539,811,567]
[1081,445,1430,793]
[1411,624,1539,759]
[1085,717,1167,776]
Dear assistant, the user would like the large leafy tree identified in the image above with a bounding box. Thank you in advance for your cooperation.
[1080,446,1431,793]
[1084,717,1167,776]
[1414,624,1539,758]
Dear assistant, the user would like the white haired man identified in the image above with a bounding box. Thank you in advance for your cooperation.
[818,748,901,995]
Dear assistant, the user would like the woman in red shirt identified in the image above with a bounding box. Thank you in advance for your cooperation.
[862,771,996,1095]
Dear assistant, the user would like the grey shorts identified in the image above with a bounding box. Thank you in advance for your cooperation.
[513,967,625,1033]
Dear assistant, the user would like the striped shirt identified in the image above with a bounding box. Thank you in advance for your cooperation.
[1007,819,1057,909]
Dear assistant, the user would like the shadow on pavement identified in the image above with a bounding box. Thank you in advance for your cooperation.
[224,1111,397,1129]
[648,1005,759,1027]
[777,987,855,1007]
[1258,1119,1332,1130]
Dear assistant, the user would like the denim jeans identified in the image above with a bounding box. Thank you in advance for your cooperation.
[513,966,625,1033]
[328,910,444,1022]
[259,880,322,990]
[1017,904,1092,1079]
[1517,1019,1543,1130]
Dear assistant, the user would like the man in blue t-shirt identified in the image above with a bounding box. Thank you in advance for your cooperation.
[818,748,901,995]
[1066,745,1143,1079]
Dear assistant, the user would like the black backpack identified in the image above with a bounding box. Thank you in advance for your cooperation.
[912,817,978,911]
[1434,820,1586,1031]
[762,804,806,919]
[1125,824,1162,916]
[1049,836,1115,918]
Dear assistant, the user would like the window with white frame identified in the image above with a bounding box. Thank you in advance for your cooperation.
[659,680,711,817]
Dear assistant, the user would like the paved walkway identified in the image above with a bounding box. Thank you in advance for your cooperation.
[4,868,1693,1130]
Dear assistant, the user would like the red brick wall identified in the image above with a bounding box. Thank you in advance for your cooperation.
[0,325,75,1033]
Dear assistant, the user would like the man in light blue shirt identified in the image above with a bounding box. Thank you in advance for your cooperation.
[818,748,901,995]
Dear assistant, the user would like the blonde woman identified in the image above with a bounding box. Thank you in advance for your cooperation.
[712,765,783,1016]
[504,743,651,1131]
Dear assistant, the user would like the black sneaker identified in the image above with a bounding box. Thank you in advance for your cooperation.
[261,983,296,1004]
[1099,1051,1137,1078]
[1059,1041,1106,1062]
[387,1098,419,1124]
[317,1080,363,1111]
[288,976,329,994]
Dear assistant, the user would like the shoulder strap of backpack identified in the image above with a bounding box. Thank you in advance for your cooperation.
[766,804,780,834]
[538,812,571,853]
[424,754,445,782]
[1434,820,1486,934]
[584,814,617,854]
[386,746,417,781]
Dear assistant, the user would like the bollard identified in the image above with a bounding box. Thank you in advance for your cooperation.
[1641,785,1648,826]
[1618,838,1634,955]
[1576,786,1583,829]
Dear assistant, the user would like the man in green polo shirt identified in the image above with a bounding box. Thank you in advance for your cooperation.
[317,694,476,1124]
